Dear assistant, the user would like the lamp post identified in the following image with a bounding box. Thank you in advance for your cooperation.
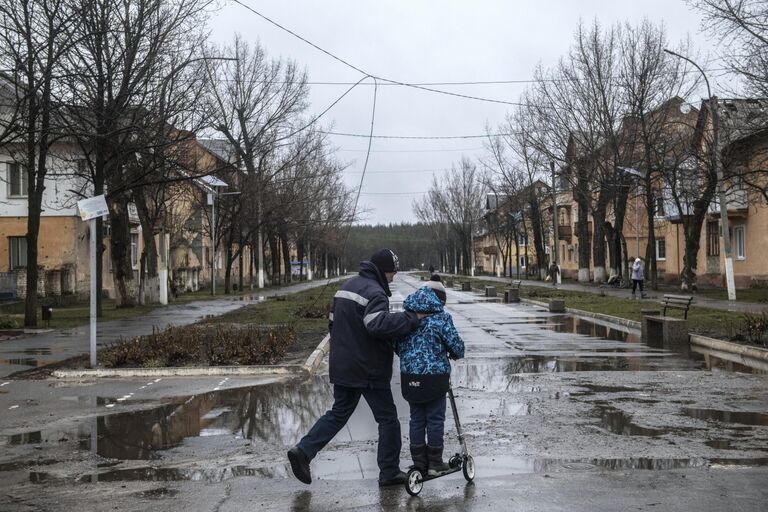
[664,49,735,300]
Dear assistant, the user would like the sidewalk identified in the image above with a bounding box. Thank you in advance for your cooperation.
[0,277,345,379]
[446,274,768,313]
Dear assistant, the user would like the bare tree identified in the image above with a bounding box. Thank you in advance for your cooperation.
[617,21,700,289]
[414,157,486,275]
[61,0,213,308]
[0,0,78,325]
[691,0,768,97]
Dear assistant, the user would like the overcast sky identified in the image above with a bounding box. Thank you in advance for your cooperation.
[208,0,722,225]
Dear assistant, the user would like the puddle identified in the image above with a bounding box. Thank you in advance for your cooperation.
[26,454,768,484]
[5,377,333,461]
[682,408,768,427]
[705,439,736,450]
[595,405,671,437]
[0,357,40,367]
[547,316,640,343]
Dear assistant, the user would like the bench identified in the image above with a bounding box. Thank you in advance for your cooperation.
[642,294,694,350]
[504,281,522,303]
[661,294,694,319]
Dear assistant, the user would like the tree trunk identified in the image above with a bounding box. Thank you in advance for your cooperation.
[269,233,280,285]
[224,246,233,294]
[592,196,609,283]
[135,197,159,303]
[286,236,295,284]
[109,196,137,307]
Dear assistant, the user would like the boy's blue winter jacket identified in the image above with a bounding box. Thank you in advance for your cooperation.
[394,286,464,375]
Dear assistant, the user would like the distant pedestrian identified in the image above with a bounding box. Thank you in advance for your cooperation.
[548,262,560,287]
[394,275,464,477]
[631,258,645,298]
[287,249,427,487]
[428,264,435,275]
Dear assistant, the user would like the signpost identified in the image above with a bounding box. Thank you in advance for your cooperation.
[77,195,108,368]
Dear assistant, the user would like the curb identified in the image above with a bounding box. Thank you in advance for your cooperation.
[52,365,305,379]
[690,334,768,372]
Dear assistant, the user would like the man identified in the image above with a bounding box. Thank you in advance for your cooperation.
[287,249,425,487]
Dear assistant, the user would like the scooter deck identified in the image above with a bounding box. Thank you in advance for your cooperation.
[412,466,462,482]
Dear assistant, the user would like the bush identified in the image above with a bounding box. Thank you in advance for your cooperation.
[101,323,296,368]
[0,316,20,329]
[741,312,768,347]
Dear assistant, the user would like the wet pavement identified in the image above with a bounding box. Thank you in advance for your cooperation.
[1,273,767,511]
[0,278,345,378]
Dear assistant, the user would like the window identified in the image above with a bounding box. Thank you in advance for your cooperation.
[559,208,567,226]
[706,221,720,257]
[518,235,527,246]
[561,244,566,262]
[8,236,27,269]
[655,196,665,217]
[130,233,139,268]
[656,239,666,261]
[519,255,527,268]
[734,225,745,260]
[7,162,27,197]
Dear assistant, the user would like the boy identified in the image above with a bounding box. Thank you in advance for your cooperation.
[394,275,465,476]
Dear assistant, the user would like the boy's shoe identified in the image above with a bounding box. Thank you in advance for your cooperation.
[410,444,428,472]
[378,471,406,487]
[427,445,450,476]
[287,446,312,484]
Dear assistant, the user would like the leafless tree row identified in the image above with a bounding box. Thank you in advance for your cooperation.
[0,0,357,325]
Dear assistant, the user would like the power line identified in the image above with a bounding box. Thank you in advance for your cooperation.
[323,130,508,140]
[230,0,524,107]
[337,147,485,153]
[359,191,428,195]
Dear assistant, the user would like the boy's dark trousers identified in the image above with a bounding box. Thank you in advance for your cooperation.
[408,395,447,447]
[296,384,402,480]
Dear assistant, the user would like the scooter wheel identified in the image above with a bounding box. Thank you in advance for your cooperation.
[462,455,475,482]
[405,468,423,496]
[449,454,462,469]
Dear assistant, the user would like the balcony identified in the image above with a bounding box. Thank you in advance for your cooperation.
[558,224,572,240]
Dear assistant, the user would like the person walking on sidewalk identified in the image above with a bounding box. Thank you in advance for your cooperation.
[394,275,464,477]
[287,249,426,487]
[631,257,646,299]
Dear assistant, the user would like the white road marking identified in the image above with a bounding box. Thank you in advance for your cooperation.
[8,405,19,410]
[0,382,10,387]
[105,404,115,408]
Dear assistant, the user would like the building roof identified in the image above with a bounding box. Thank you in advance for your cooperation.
[197,138,238,164]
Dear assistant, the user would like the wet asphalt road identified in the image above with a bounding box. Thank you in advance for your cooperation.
[1,273,767,511]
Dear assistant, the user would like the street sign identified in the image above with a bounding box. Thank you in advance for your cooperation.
[77,195,109,221]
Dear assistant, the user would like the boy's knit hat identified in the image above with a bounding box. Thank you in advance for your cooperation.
[423,274,447,304]
[370,248,400,273]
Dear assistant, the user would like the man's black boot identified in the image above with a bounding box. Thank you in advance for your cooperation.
[410,444,428,472]
[378,470,406,487]
[427,445,450,476]
[287,446,312,484]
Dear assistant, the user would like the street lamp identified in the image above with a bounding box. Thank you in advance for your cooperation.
[617,166,645,258]
[202,176,240,295]
[663,49,736,300]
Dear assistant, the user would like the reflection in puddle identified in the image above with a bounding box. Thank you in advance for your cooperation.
[27,454,768,484]
[683,408,768,426]
[5,376,333,461]
[595,405,672,437]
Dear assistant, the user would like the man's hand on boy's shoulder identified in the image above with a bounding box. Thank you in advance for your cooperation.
[415,312,432,320]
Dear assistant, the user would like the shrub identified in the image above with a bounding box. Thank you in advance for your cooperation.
[294,303,328,319]
[741,312,768,347]
[101,323,296,368]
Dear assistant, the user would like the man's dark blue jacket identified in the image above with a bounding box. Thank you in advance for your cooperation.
[328,261,420,389]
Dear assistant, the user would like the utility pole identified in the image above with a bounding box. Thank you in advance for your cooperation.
[551,161,560,283]
[664,49,735,300]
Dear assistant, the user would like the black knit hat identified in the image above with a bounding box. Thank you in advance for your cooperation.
[370,248,400,273]
[424,274,447,304]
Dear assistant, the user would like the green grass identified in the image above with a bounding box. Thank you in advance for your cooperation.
[208,281,342,335]
[0,279,321,330]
